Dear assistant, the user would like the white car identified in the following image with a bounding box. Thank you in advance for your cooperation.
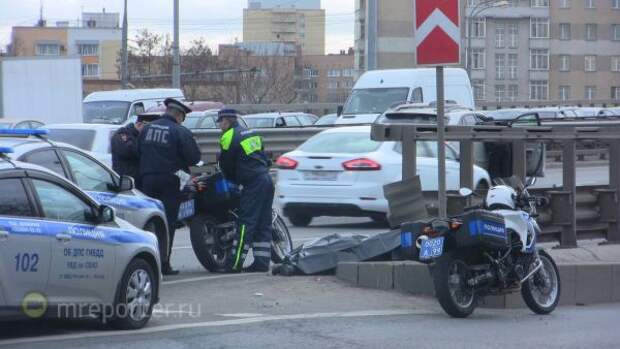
[275,126,491,227]
[45,123,120,166]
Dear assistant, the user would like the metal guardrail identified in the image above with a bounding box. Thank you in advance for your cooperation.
[370,123,620,247]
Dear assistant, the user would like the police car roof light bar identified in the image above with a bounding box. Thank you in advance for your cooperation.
[0,128,49,136]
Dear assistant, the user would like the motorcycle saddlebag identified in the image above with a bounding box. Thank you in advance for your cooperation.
[196,172,240,212]
[456,210,509,250]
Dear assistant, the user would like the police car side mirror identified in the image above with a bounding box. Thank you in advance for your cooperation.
[98,205,115,223]
[118,175,135,192]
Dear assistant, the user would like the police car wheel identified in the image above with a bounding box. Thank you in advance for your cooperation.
[110,258,155,330]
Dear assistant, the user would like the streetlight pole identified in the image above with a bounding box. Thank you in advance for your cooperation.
[121,0,128,88]
[466,0,509,78]
[172,0,181,88]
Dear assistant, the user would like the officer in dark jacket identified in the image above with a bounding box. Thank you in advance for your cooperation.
[139,98,201,275]
[111,113,160,189]
[217,109,274,273]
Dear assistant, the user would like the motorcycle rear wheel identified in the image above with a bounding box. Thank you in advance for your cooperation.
[271,212,293,263]
[521,250,561,315]
[432,253,477,318]
[189,214,232,272]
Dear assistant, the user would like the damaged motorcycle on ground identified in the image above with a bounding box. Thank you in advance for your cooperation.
[400,176,561,318]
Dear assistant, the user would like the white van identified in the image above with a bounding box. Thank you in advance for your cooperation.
[83,88,185,124]
[335,68,474,125]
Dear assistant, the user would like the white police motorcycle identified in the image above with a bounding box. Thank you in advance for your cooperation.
[401,176,561,318]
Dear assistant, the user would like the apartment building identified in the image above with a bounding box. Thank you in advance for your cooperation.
[354,0,620,103]
[9,11,121,81]
[300,49,355,104]
[243,0,326,55]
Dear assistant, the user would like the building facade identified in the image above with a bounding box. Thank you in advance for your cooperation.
[9,11,121,81]
[354,0,620,103]
[243,0,326,55]
[300,50,355,104]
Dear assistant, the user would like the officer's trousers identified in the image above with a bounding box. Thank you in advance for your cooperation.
[142,173,181,265]
[229,173,275,271]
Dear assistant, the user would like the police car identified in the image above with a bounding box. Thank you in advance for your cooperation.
[0,129,172,261]
[0,148,160,329]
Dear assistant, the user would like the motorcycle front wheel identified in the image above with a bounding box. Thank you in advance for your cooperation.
[271,211,293,263]
[432,253,477,318]
[521,249,561,315]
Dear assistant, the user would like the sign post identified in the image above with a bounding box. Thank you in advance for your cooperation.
[414,0,461,219]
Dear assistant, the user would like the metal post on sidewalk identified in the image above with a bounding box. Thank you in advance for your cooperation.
[436,66,447,219]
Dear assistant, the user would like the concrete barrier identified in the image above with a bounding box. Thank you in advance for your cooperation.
[336,260,620,309]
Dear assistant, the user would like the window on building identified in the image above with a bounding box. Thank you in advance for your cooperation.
[530,49,549,70]
[612,86,620,100]
[530,18,550,38]
[78,43,99,56]
[585,55,597,72]
[35,43,60,56]
[470,18,486,38]
[328,81,338,89]
[508,22,519,47]
[585,86,597,100]
[495,54,506,80]
[612,56,620,72]
[585,23,597,41]
[613,25,620,41]
[613,0,620,9]
[328,69,341,77]
[530,0,549,7]
[471,48,485,69]
[508,54,518,79]
[559,86,571,100]
[508,85,519,101]
[81,63,100,78]
[529,80,549,100]
[342,68,353,77]
[585,0,595,8]
[560,0,571,7]
[559,23,571,40]
[473,80,486,101]
[559,55,571,71]
[495,22,505,48]
[495,85,506,102]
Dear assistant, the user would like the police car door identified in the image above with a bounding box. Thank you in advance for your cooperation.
[0,173,52,309]
[27,173,115,305]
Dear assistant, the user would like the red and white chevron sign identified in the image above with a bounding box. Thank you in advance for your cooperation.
[414,0,461,65]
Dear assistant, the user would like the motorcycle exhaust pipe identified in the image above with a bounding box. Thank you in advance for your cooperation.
[520,259,543,283]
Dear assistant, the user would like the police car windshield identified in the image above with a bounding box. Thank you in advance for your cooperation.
[47,129,96,151]
[343,88,409,115]
[83,101,131,124]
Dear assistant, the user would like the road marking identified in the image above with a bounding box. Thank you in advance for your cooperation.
[162,273,262,286]
[217,313,264,318]
[0,309,430,346]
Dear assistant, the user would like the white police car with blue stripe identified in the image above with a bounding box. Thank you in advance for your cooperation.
[0,146,160,329]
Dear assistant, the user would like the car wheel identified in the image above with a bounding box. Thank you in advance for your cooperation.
[370,214,389,225]
[288,214,312,227]
[110,258,156,330]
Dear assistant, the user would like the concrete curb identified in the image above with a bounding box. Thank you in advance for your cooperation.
[336,261,620,309]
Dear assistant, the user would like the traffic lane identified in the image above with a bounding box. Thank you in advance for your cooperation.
[3,302,619,348]
[535,165,608,188]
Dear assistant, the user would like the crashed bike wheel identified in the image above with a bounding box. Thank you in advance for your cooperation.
[189,214,232,272]
[521,250,561,315]
[271,212,293,263]
[432,254,477,318]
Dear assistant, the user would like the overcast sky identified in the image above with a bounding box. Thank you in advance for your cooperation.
[0,0,354,54]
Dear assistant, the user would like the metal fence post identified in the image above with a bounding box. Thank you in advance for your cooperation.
[604,139,620,244]
[560,139,578,248]
[512,140,527,183]
[459,140,475,190]
[402,128,417,180]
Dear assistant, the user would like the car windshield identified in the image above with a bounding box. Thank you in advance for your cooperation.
[299,132,381,153]
[245,118,274,128]
[83,101,131,124]
[47,129,96,151]
[343,88,410,115]
[314,114,338,125]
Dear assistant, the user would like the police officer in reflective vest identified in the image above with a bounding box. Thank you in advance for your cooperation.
[139,98,201,275]
[111,113,160,189]
[217,109,274,273]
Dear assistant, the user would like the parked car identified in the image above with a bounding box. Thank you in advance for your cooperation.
[275,126,491,227]
[0,118,44,129]
[182,110,249,129]
[83,88,185,125]
[0,128,170,254]
[314,113,339,126]
[0,152,160,329]
[44,123,120,166]
[481,109,529,121]
[244,112,318,128]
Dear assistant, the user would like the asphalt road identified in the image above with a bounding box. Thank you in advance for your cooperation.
[1,216,619,348]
